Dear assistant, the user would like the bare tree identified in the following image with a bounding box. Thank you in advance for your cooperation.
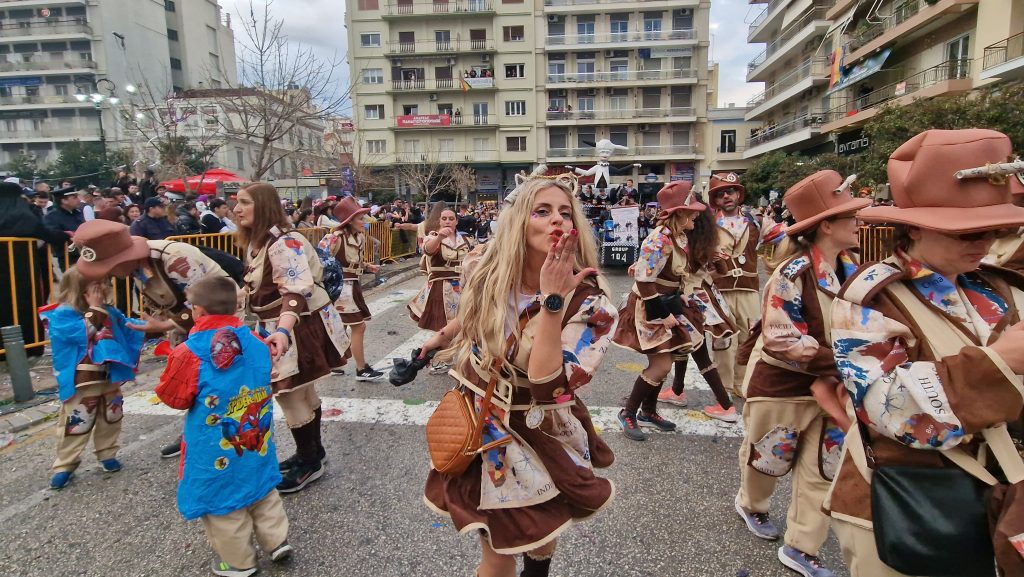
[449,165,477,207]
[394,148,470,202]
[207,0,353,179]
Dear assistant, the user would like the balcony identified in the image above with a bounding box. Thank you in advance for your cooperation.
[393,113,498,128]
[747,7,831,82]
[746,57,830,119]
[545,68,699,86]
[0,94,91,106]
[821,59,972,133]
[841,0,979,67]
[545,106,697,124]
[0,19,92,39]
[543,0,699,11]
[748,0,787,43]
[545,28,696,49]
[743,111,826,158]
[386,77,495,92]
[546,144,699,159]
[981,32,1024,82]
[395,150,498,163]
[714,144,747,163]
[0,54,97,75]
[382,0,494,18]
[0,0,86,5]
[826,0,858,20]
[384,38,495,56]
[0,127,99,141]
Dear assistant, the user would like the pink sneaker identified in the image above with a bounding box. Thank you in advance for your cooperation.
[703,404,738,423]
[657,388,688,407]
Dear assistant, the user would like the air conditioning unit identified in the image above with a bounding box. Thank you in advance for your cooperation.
[586,88,597,96]
[638,123,651,131]
[429,93,439,101]
[547,15,561,23]
[605,50,615,57]
[481,54,491,62]
[446,57,456,65]
[677,8,692,15]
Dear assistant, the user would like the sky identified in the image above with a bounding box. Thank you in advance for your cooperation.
[218,0,763,110]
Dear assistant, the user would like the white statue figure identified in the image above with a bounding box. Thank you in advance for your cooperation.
[569,139,641,191]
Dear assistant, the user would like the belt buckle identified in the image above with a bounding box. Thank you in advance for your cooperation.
[729,268,744,278]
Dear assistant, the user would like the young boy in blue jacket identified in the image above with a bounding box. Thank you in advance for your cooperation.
[156,275,293,577]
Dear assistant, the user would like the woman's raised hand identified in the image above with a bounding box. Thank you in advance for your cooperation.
[539,228,596,297]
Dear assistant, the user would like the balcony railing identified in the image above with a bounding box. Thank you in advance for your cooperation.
[822,59,971,123]
[983,31,1024,71]
[847,0,921,49]
[384,0,494,16]
[395,149,498,163]
[393,113,498,128]
[546,28,695,45]
[385,38,495,54]
[0,54,97,73]
[0,94,86,105]
[547,144,697,157]
[546,68,697,83]
[0,19,91,37]
[546,106,695,121]
[0,127,99,140]
[545,0,700,5]
[747,57,829,107]
[749,0,785,32]
[747,7,829,71]
[746,111,826,148]
[388,77,495,90]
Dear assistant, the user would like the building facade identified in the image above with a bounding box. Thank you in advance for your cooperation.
[346,0,714,197]
[704,104,761,177]
[0,0,235,167]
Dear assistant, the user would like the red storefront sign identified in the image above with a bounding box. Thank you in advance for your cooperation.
[396,114,451,128]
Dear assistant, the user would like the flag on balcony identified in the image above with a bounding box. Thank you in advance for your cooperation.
[460,78,471,92]
[829,46,845,89]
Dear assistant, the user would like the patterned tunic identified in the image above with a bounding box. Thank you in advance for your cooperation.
[319,230,371,325]
[408,232,472,331]
[135,240,229,334]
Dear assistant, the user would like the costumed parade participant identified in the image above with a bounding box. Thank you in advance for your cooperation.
[71,219,232,460]
[707,173,762,399]
[318,196,384,382]
[613,181,727,441]
[658,202,740,422]
[734,170,869,577]
[42,267,144,490]
[421,174,618,577]
[235,183,351,494]
[156,275,292,577]
[984,170,1024,272]
[828,130,1024,577]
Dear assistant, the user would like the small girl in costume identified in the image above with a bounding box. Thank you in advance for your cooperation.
[41,267,144,490]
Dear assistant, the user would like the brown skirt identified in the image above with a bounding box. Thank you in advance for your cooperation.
[408,278,459,332]
[424,398,615,554]
[338,280,371,325]
[273,311,349,393]
[612,292,704,354]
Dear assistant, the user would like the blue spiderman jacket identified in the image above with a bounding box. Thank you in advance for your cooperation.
[155,315,279,520]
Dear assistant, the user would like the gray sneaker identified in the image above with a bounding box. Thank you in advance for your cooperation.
[617,409,649,441]
[211,560,256,577]
[735,498,780,540]
[778,545,836,577]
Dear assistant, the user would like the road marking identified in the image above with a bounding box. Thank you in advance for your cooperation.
[122,392,744,438]
[367,288,420,318]
[371,329,434,371]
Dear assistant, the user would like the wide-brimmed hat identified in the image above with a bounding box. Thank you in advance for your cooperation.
[332,196,370,227]
[784,170,871,237]
[656,181,706,219]
[707,172,745,198]
[859,129,1024,233]
[73,220,150,280]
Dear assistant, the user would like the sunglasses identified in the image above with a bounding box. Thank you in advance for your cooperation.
[942,228,1015,242]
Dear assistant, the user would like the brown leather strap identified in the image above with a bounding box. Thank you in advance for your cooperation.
[471,358,510,454]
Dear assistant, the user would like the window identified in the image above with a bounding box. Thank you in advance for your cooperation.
[643,13,663,40]
[506,136,526,152]
[577,128,595,148]
[5,120,16,132]
[642,87,661,109]
[670,86,692,108]
[609,59,629,81]
[505,63,525,78]
[473,137,489,154]
[503,0,524,4]
[435,30,451,51]
[505,100,527,116]
[642,130,660,148]
[720,130,737,153]
[549,128,568,149]
[503,26,525,42]
[54,85,68,96]
[210,53,220,71]
[360,33,381,47]
[167,29,179,42]
[169,57,182,70]
[576,58,595,81]
[547,61,565,81]
[164,0,176,12]
[403,104,419,115]
[609,128,627,147]
[576,16,595,43]
[236,149,245,168]
[439,138,455,161]
[362,68,384,84]
[673,9,693,30]
[364,104,385,120]
[577,97,594,116]
[671,127,691,146]
[358,0,379,9]
[26,86,39,97]
[367,140,386,154]
[610,15,629,41]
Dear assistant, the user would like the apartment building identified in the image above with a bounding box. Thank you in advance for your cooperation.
[346,0,714,196]
[704,105,760,176]
[0,0,235,167]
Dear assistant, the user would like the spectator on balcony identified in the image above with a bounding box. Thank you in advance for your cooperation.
[130,198,174,240]
[174,202,202,235]
[857,83,873,110]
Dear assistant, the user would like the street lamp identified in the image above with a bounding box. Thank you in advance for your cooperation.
[73,77,119,162]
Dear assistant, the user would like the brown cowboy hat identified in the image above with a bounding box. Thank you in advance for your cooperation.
[859,129,1024,232]
[784,170,871,237]
[656,181,706,219]
[707,172,745,197]
[332,196,370,227]
[73,220,150,280]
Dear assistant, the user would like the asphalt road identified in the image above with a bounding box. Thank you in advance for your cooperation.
[0,270,847,577]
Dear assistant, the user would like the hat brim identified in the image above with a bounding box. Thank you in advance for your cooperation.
[658,201,707,220]
[336,207,371,228]
[786,197,872,237]
[856,203,1024,234]
[75,237,150,281]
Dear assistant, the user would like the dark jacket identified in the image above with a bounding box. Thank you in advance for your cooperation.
[130,215,175,240]
[42,207,85,241]
[139,178,158,202]
[0,186,69,245]
[200,212,227,235]
[174,207,201,235]
[456,213,477,235]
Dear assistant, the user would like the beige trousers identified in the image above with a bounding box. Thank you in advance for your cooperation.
[275,383,321,429]
[714,290,760,397]
[52,381,123,473]
[832,518,913,577]
[736,398,831,555]
[200,490,290,569]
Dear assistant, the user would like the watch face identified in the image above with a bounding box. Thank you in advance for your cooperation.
[544,294,564,312]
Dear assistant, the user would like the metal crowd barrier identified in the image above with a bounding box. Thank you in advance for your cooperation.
[859,225,895,263]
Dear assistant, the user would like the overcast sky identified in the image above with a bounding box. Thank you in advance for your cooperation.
[218,0,763,110]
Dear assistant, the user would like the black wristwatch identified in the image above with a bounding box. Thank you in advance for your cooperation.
[542,293,564,313]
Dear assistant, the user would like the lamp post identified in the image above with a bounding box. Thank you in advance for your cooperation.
[74,77,119,163]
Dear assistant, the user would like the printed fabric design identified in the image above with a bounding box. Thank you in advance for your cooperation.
[761,259,820,370]
[65,396,101,435]
[717,214,747,241]
[810,246,858,293]
[818,418,845,481]
[209,386,274,458]
[749,425,799,477]
[634,227,673,282]
[562,295,618,391]
[268,234,316,301]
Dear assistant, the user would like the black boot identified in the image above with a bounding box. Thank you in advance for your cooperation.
[671,355,689,396]
[312,406,327,464]
[692,344,733,409]
[520,555,552,577]
[638,383,677,432]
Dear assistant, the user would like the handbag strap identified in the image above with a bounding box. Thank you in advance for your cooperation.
[471,358,510,455]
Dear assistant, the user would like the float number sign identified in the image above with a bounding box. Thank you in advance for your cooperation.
[602,245,637,267]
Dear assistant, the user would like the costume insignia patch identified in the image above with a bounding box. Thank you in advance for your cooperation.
[210,328,242,369]
[749,425,799,477]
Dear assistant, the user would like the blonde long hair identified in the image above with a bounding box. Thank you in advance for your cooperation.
[450,175,608,366]
[58,266,109,312]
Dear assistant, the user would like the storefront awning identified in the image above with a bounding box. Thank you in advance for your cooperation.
[827,47,891,95]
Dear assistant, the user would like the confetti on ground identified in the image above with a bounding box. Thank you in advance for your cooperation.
[403,399,426,406]
[322,408,343,418]
[615,362,645,374]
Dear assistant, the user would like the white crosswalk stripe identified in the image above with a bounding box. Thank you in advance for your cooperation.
[367,288,420,317]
